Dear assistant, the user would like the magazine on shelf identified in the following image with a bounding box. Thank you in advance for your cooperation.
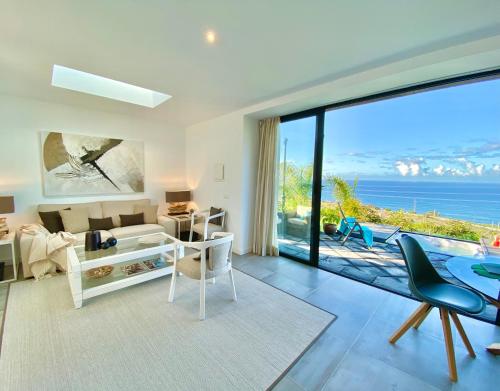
[143,258,167,270]
[121,262,147,276]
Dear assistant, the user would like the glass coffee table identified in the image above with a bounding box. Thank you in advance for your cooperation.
[67,232,183,308]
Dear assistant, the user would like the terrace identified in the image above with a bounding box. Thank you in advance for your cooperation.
[278,231,499,324]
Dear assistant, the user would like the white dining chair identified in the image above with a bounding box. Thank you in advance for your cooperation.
[168,232,236,320]
[188,207,226,242]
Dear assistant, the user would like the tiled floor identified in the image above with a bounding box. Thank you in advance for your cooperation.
[279,234,497,323]
[232,253,499,391]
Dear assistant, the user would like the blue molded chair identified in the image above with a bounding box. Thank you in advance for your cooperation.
[336,202,373,248]
[390,235,485,382]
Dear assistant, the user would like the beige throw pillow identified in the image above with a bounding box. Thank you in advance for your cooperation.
[133,205,158,224]
[59,208,90,233]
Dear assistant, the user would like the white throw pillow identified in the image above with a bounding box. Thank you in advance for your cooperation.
[59,208,90,233]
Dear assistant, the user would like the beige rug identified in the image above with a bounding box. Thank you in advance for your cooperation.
[0,270,334,390]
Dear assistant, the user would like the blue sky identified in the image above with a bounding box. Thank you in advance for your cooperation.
[280,77,500,182]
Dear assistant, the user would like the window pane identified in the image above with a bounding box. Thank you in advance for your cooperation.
[277,116,316,262]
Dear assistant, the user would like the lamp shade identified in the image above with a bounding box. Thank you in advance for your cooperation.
[0,196,15,214]
[165,191,191,203]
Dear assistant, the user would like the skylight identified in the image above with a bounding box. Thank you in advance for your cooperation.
[51,65,171,108]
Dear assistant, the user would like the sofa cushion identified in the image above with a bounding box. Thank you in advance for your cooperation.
[38,202,103,219]
[60,208,90,233]
[133,204,158,224]
[38,208,69,233]
[288,217,308,226]
[109,224,165,239]
[296,205,312,219]
[120,213,145,227]
[102,199,150,227]
[89,217,114,231]
[74,230,113,246]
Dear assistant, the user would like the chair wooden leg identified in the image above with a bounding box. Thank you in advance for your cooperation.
[228,269,237,301]
[199,278,206,321]
[389,303,431,343]
[450,311,476,358]
[168,269,177,302]
[413,305,433,329]
[440,308,458,382]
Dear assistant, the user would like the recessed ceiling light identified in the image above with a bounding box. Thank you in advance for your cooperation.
[51,64,172,108]
[205,30,216,44]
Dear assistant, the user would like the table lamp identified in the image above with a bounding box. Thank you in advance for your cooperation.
[0,196,15,238]
[165,191,191,215]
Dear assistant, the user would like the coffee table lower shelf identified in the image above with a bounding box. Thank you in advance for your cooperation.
[67,233,182,308]
[81,265,174,302]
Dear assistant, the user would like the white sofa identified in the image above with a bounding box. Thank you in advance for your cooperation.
[20,198,175,278]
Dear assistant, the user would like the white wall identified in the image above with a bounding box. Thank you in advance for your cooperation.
[240,116,259,253]
[185,112,259,254]
[0,94,186,228]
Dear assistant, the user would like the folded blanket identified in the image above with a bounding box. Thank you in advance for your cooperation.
[19,224,77,280]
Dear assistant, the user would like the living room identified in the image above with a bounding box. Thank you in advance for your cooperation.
[1,1,499,390]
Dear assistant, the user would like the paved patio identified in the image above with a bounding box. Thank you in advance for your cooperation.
[278,234,497,323]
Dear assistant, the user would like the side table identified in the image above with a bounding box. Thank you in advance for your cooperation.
[0,232,17,283]
[164,214,192,240]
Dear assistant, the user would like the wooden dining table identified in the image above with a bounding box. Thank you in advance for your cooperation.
[446,256,500,325]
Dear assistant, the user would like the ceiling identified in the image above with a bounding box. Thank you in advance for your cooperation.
[1,1,500,127]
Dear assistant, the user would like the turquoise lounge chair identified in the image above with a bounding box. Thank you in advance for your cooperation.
[336,203,373,248]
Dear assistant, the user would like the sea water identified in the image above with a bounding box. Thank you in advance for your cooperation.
[321,180,500,226]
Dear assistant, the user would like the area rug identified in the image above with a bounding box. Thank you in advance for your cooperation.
[0,270,335,391]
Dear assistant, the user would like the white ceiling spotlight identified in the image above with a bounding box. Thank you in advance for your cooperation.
[205,30,216,44]
[51,65,172,108]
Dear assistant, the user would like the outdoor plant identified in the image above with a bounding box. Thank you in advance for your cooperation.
[320,203,340,224]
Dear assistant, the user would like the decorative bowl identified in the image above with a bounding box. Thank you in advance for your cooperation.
[85,265,114,279]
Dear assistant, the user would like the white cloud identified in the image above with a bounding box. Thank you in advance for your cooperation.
[409,163,420,176]
[433,165,445,176]
[395,159,423,176]
[449,168,466,176]
[493,164,500,172]
[456,158,485,176]
[395,161,410,176]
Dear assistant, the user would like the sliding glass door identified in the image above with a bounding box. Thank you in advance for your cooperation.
[277,70,500,277]
[277,115,319,264]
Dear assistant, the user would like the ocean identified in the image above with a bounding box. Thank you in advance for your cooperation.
[320,180,500,226]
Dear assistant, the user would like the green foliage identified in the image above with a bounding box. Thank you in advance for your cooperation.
[384,209,415,230]
[320,202,340,225]
[329,175,356,204]
[278,162,313,213]
[382,209,480,241]
[279,163,495,242]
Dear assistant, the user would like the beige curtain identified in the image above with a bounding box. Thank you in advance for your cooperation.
[253,117,280,256]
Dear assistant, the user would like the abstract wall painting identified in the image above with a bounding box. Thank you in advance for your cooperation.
[41,131,145,196]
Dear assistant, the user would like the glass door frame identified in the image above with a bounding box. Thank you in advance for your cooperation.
[279,68,500,269]
[279,108,324,267]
